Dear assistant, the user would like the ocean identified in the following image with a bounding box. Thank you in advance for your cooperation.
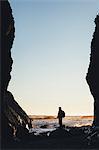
[28,116,93,135]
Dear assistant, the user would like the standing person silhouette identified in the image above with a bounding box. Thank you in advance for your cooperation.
[57,107,65,128]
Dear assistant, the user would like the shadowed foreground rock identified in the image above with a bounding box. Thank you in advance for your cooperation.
[1,0,29,148]
[86,15,99,126]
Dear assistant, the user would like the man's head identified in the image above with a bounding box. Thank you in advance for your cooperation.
[59,107,61,110]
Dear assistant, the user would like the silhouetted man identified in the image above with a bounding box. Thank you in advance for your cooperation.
[57,107,65,127]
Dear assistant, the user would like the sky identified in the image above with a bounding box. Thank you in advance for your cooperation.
[8,0,99,116]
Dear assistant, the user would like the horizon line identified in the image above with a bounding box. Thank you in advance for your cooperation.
[29,114,94,117]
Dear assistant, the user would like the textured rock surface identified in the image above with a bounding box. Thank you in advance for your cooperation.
[1,0,29,147]
[1,0,15,91]
[86,15,99,126]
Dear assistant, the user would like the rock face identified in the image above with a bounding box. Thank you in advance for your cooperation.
[1,0,29,146]
[1,0,14,91]
[86,15,99,126]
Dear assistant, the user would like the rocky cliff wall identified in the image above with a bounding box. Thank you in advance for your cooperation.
[1,0,30,147]
[86,15,99,126]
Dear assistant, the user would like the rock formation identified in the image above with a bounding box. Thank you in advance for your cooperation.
[86,15,99,126]
[1,0,29,147]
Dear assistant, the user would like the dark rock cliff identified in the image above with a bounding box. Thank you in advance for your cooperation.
[1,0,30,147]
[86,15,99,126]
[1,0,14,91]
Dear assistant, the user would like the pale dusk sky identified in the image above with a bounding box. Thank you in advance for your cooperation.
[8,0,99,116]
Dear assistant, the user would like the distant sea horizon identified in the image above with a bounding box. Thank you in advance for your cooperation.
[29,115,94,120]
[27,115,94,135]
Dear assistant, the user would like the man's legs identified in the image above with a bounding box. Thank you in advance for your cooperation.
[59,118,62,127]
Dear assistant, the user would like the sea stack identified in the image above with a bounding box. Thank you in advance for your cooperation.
[86,15,99,126]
